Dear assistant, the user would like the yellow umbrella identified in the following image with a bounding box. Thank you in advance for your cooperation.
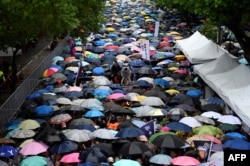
[19,138,34,148]
[19,119,40,130]
[106,27,115,32]
[174,55,186,61]
[84,51,92,56]
[165,89,180,95]
[174,36,183,40]
[75,46,83,52]
[140,11,147,15]
[186,135,209,147]
[168,67,179,71]
[169,31,180,35]
[136,95,146,102]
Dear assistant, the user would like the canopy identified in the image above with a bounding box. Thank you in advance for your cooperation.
[176,31,227,64]
[194,53,250,127]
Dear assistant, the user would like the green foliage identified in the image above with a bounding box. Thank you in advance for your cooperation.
[199,21,218,42]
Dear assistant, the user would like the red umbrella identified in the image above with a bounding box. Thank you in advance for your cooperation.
[49,113,72,125]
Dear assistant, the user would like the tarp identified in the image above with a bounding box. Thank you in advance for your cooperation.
[176,31,227,64]
[194,54,250,127]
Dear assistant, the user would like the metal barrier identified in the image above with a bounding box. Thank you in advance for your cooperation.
[0,36,69,134]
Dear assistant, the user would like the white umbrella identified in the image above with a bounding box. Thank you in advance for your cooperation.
[53,85,67,93]
[200,111,222,119]
[217,115,241,125]
[149,154,172,165]
[124,92,140,101]
[92,128,116,139]
[93,76,111,86]
[64,129,91,142]
[72,99,86,105]
[134,105,155,117]
[137,77,154,85]
[140,96,165,107]
[80,98,104,111]
[209,151,224,162]
[56,97,72,105]
[11,129,36,139]
[95,86,112,92]
[194,115,215,125]
[179,117,202,128]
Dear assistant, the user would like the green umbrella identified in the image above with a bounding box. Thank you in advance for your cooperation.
[20,156,47,166]
[218,123,239,132]
[149,131,176,142]
[193,125,223,136]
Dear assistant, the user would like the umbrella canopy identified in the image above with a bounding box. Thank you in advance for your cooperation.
[64,129,91,143]
[11,129,36,139]
[140,96,165,107]
[19,119,40,130]
[194,115,215,125]
[176,104,197,113]
[166,122,192,133]
[84,109,104,118]
[179,117,202,128]
[150,134,186,148]
[50,140,78,154]
[69,118,94,127]
[223,139,250,150]
[80,98,104,111]
[200,111,222,120]
[193,125,223,136]
[35,105,54,117]
[113,159,141,166]
[171,156,200,166]
[108,93,125,100]
[20,141,49,155]
[149,154,172,165]
[20,156,47,166]
[92,128,116,139]
[115,127,145,138]
[137,66,155,75]
[49,113,72,125]
[60,152,81,163]
[217,115,241,125]
[119,141,150,156]
[224,132,248,140]
[79,147,109,164]
[218,123,239,132]
[92,143,115,156]
[0,145,18,157]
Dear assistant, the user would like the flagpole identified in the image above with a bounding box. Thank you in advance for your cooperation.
[74,46,85,86]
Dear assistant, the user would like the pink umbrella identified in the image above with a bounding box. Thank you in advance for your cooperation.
[200,134,222,144]
[19,141,49,155]
[60,152,81,163]
[174,69,188,74]
[131,46,141,52]
[171,156,200,166]
[66,86,82,92]
[107,93,125,100]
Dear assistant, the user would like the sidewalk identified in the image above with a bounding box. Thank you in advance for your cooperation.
[0,36,52,105]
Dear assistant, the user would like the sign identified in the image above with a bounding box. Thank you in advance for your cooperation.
[224,149,250,166]
[154,21,160,37]
[193,140,213,162]
[140,120,155,137]
[139,40,150,60]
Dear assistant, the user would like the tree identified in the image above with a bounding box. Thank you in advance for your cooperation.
[156,0,250,62]
[0,0,105,92]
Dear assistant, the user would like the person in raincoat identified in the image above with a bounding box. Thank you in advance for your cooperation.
[110,61,121,83]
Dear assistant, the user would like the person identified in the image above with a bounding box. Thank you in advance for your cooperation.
[110,61,121,83]
[106,115,123,130]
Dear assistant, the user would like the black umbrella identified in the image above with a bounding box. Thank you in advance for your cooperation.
[143,89,168,102]
[175,104,197,113]
[92,143,115,156]
[201,103,223,112]
[119,141,150,156]
[50,140,78,154]
[79,147,109,164]
[150,134,186,148]
[137,67,155,75]
[104,102,135,115]
[69,118,94,128]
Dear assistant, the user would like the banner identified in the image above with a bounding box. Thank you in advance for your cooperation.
[193,140,213,162]
[140,120,155,137]
[140,40,150,60]
[154,21,160,37]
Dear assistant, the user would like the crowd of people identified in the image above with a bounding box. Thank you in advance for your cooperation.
[0,0,248,166]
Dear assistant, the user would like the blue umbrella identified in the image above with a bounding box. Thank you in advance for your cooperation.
[186,89,203,97]
[129,60,146,67]
[26,92,42,100]
[74,124,96,132]
[165,52,175,58]
[94,40,106,46]
[153,78,170,88]
[205,97,224,105]
[112,89,126,95]
[64,91,83,99]
[115,127,145,138]
[225,132,248,140]
[50,140,78,154]
[93,89,112,99]
[78,162,96,166]
[0,145,18,157]
[92,67,105,76]
[166,122,192,133]
[223,139,250,150]
[134,80,153,88]
[5,118,24,128]
[84,110,104,118]
[152,53,166,59]
[108,84,122,90]
[35,105,54,116]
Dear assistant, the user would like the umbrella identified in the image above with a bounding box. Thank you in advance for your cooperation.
[186,135,210,147]
[205,97,224,105]
[134,80,153,88]
[64,129,91,142]
[194,115,215,125]
[20,156,47,166]
[179,117,202,128]
[50,140,78,154]
[93,89,112,99]
[137,66,155,75]
[104,102,135,115]
[176,104,197,113]
[193,125,223,136]
[93,76,111,86]
[166,122,192,133]
[149,154,172,165]
[223,139,250,150]
[92,67,105,75]
[115,127,145,138]
[64,91,83,99]
[84,109,104,118]
[0,138,15,144]
[217,115,241,125]
[50,73,67,83]
[149,132,177,142]
[92,128,116,139]
[148,108,168,117]
[134,105,155,117]
[0,160,8,166]
[107,93,125,100]
[72,124,96,131]
[42,67,58,77]
[224,132,248,140]
[80,98,104,111]
[201,103,223,112]
[209,151,224,162]
[60,152,81,163]
[79,147,109,164]
[56,97,73,105]
[200,111,222,120]
[69,118,94,127]
[113,159,141,166]
[153,78,170,88]
[137,77,154,84]
[11,129,36,139]
[200,134,222,144]
[218,123,239,132]
[19,119,40,130]
[49,113,72,125]
[119,141,150,156]
[19,141,49,155]
[92,143,115,156]
[171,156,200,166]
[0,145,18,157]
[140,96,165,107]
[35,105,54,117]
[150,134,186,148]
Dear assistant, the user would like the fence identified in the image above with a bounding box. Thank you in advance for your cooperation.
[0,36,69,134]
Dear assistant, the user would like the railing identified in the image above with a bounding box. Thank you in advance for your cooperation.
[0,36,69,134]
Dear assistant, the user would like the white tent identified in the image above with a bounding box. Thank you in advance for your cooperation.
[176,31,227,64]
[194,54,250,127]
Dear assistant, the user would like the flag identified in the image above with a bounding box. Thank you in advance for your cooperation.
[193,140,213,162]
[140,120,155,137]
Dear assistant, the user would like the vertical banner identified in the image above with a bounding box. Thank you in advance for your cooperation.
[140,40,150,61]
[193,140,213,162]
[154,21,160,37]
